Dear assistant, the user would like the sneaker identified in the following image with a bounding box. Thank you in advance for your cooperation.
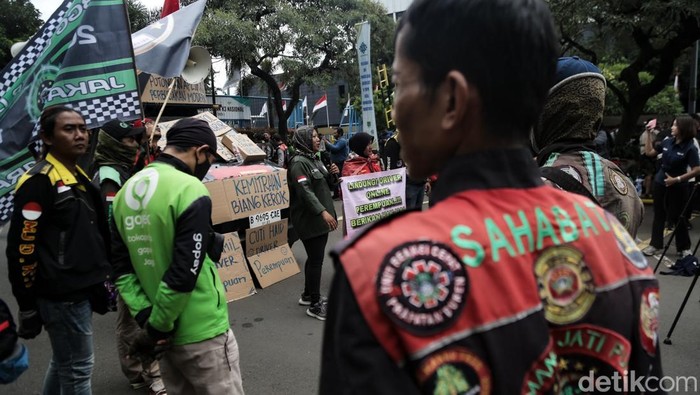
[298,294,327,306]
[148,380,166,395]
[129,379,148,390]
[678,250,693,258]
[642,246,660,256]
[306,301,327,321]
[149,387,167,395]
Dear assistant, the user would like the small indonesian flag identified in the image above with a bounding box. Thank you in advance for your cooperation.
[106,192,116,203]
[56,181,70,194]
[312,94,327,113]
[22,202,42,220]
[297,175,308,184]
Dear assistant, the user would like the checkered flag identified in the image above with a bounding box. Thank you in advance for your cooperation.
[0,193,14,224]
[74,92,142,126]
[0,0,141,224]
[0,148,35,226]
[0,8,65,94]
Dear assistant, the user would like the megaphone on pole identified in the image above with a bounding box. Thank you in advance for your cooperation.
[181,46,211,84]
[152,46,213,137]
[10,41,27,57]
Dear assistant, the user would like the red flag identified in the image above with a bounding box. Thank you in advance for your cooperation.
[312,94,327,113]
[161,0,180,17]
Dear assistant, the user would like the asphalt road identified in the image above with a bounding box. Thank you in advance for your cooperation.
[2,200,700,394]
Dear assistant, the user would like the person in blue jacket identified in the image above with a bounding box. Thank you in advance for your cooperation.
[323,127,349,198]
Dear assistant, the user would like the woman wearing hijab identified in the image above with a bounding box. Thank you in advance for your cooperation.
[288,126,339,321]
[341,132,382,177]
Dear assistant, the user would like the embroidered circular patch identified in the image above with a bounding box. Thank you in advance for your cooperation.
[551,324,631,392]
[617,211,631,229]
[417,347,491,395]
[376,241,468,336]
[610,170,629,195]
[606,211,647,270]
[639,287,660,357]
[554,353,622,393]
[535,246,595,325]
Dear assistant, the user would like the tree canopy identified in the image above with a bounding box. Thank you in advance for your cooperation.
[127,0,161,33]
[0,0,42,67]
[547,0,700,140]
[196,0,395,138]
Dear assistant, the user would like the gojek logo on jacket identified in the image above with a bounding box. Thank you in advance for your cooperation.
[123,169,159,230]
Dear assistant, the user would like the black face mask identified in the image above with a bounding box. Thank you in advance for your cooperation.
[193,151,212,180]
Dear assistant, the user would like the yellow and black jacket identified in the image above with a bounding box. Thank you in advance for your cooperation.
[6,153,111,311]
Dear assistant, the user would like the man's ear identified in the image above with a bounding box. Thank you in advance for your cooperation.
[196,145,208,159]
[40,132,51,147]
[441,71,470,131]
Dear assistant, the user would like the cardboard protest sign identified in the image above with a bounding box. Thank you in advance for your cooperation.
[215,232,256,301]
[155,112,237,162]
[196,111,234,137]
[204,166,289,225]
[249,209,282,228]
[247,244,300,288]
[222,131,267,163]
[141,75,207,105]
[245,219,288,256]
[340,168,407,237]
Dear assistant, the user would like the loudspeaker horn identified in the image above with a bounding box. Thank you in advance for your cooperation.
[181,46,212,84]
[10,41,27,57]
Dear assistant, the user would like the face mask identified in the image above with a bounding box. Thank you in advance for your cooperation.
[193,151,212,180]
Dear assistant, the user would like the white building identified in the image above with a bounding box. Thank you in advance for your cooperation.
[377,0,413,21]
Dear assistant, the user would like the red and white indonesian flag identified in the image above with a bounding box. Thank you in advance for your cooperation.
[313,94,327,113]
[22,202,42,220]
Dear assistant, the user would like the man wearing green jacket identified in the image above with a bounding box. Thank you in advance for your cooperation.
[111,118,244,394]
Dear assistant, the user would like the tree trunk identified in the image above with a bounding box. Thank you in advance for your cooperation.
[618,94,647,143]
[249,64,289,140]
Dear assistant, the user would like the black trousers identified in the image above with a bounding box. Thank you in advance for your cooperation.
[650,182,691,251]
[301,233,329,303]
[332,161,344,197]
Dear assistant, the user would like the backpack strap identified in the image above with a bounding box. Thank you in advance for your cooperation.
[540,166,601,206]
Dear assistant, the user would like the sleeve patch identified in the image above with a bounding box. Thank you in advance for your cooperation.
[21,202,42,220]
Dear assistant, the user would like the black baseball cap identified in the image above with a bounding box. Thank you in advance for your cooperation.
[101,119,145,140]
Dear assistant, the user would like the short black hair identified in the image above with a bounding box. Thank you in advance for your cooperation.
[397,0,558,140]
[335,127,344,137]
[39,105,83,139]
[676,115,697,142]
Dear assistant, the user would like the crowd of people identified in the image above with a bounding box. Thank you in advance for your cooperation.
[5,111,243,394]
[8,0,700,392]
